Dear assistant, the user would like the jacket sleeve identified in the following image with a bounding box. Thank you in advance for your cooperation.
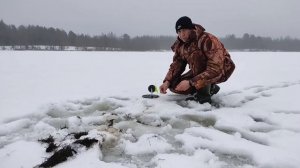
[163,49,187,83]
[190,35,225,89]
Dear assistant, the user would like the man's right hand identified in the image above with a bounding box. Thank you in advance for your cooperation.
[159,81,170,94]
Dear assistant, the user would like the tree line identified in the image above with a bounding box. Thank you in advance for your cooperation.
[222,34,300,51]
[1,20,299,51]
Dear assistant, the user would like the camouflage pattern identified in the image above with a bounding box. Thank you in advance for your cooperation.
[163,24,235,91]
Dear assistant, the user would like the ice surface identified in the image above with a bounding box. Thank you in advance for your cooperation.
[1,51,300,168]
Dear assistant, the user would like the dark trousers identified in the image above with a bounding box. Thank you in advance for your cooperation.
[169,72,211,96]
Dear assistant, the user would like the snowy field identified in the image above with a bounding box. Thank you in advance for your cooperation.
[0,51,300,168]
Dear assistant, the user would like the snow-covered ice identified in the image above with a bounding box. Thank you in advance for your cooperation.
[0,51,300,168]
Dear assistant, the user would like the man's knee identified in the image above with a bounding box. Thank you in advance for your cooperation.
[169,87,194,95]
[168,74,195,95]
[169,82,196,95]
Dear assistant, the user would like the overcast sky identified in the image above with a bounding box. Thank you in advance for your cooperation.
[1,0,300,38]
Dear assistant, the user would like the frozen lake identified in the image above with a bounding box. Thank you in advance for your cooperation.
[0,51,300,168]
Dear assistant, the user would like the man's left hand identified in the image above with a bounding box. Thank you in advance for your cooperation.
[175,80,190,91]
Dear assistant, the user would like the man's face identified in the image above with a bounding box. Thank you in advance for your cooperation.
[177,29,192,42]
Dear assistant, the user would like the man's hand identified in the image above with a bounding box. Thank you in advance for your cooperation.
[159,81,170,94]
[175,80,190,92]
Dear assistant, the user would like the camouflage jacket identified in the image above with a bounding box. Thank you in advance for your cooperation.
[163,24,235,90]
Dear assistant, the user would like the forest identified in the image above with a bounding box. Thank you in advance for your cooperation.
[1,20,299,51]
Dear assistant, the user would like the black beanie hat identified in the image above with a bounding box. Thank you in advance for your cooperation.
[175,16,195,33]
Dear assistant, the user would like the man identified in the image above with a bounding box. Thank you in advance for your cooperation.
[160,16,235,104]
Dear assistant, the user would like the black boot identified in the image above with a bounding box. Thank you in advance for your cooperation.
[210,84,220,95]
[194,94,212,104]
[186,85,212,104]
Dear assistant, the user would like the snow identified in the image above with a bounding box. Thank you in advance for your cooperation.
[0,140,45,168]
[152,149,226,168]
[123,134,173,155]
[1,51,300,168]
